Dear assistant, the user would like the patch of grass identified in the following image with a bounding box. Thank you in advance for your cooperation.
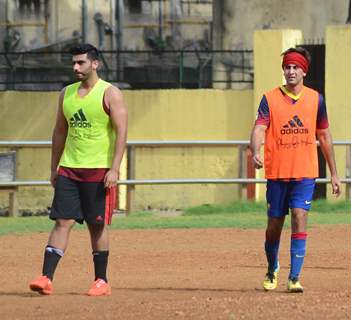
[310,200,351,213]
[184,200,351,215]
[184,201,266,215]
[308,211,351,224]
[0,216,86,236]
[0,200,350,236]
[0,211,268,236]
[127,211,153,217]
[113,212,267,230]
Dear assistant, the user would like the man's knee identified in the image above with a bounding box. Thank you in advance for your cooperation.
[54,219,75,230]
[268,216,284,229]
[292,208,308,218]
[88,224,108,238]
[88,223,105,231]
[266,217,284,238]
[88,224,109,250]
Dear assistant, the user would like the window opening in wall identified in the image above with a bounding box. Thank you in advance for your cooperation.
[127,0,143,14]
[16,0,49,19]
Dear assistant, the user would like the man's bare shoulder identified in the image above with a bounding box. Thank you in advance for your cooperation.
[104,85,124,106]
[58,87,67,103]
[105,84,123,97]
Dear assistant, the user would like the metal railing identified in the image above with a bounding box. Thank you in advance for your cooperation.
[1,140,351,215]
[0,50,253,89]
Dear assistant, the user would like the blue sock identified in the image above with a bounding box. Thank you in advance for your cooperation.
[265,241,280,272]
[289,232,307,280]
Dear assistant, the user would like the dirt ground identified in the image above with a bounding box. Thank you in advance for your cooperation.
[0,225,350,320]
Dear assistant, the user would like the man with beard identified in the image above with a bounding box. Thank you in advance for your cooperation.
[29,44,128,296]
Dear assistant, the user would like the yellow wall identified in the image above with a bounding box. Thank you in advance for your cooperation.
[126,90,251,140]
[0,89,253,211]
[254,29,303,111]
[126,89,253,209]
[0,91,57,211]
[325,25,351,199]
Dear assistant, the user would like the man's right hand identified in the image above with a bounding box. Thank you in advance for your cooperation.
[252,153,263,169]
[50,170,58,187]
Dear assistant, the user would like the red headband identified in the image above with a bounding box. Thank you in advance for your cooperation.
[282,52,309,73]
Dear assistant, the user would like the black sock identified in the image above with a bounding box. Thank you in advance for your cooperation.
[42,246,64,280]
[93,251,109,282]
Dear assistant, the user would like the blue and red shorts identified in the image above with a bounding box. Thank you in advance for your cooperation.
[266,178,316,218]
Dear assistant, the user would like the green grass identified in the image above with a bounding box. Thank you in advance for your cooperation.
[183,199,351,215]
[0,200,350,236]
[183,201,266,215]
[309,199,351,213]
[114,212,267,230]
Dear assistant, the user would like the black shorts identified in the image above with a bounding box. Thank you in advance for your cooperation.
[50,175,116,225]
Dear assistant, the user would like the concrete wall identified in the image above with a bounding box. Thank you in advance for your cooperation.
[0,0,113,51]
[0,91,57,212]
[213,0,349,50]
[0,0,211,52]
[0,89,253,212]
[325,25,351,198]
[55,0,114,48]
[212,0,350,89]
[123,0,212,50]
[127,89,252,210]
[254,30,303,113]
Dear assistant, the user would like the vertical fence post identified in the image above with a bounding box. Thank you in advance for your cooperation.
[346,145,351,200]
[9,189,18,217]
[241,50,245,82]
[246,146,255,200]
[126,145,136,214]
[238,145,246,200]
[179,50,184,88]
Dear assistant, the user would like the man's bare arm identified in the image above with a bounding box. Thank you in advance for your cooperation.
[316,127,341,197]
[104,86,128,188]
[249,124,267,169]
[50,88,68,187]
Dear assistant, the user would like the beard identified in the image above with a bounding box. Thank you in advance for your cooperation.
[75,72,87,80]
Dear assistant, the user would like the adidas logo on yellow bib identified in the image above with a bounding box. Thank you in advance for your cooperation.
[69,109,91,128]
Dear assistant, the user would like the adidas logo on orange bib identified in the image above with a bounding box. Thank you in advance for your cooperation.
[69,109,91,128]
[280,115,308,135]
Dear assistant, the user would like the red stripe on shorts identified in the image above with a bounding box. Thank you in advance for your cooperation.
[105,186,116,225]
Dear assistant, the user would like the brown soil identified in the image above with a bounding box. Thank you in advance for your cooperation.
[0,226,350,320]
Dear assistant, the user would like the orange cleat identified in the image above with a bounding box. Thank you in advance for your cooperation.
[29,275,53,295]
[87,279,111,296]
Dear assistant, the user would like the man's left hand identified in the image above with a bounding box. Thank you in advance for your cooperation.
[331,175,341,197]
[104,169,119,188]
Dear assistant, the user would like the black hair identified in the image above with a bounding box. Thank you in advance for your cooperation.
[281,47,311,64]
[69,43,100,61]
